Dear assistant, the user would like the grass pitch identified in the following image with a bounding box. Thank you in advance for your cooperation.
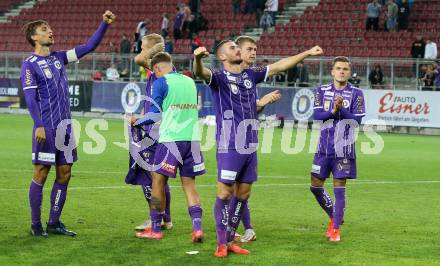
[0,113,439,265]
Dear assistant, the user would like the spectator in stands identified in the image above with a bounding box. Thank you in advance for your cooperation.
[120,68,130,82]
[255,0,267,27]
[187,14,198,38]
[349,73,362,86]
[174,5,185,40]
[233,0,241,15]
[165,36,174,54]
[366,0,381,31]
[369,63,384,89]
[424,39,438,60]
[265,0,278,24]
[421,64,437,91]
[161,13,169,37]
[433,61,440,90]
[411,35,425,76]
[120,34,131,70]
[106,63,120,81]
[92,70,103,81]
[386,0,398,32]
[191,33,203,52]
[287,61,309,87]
[182,5,192,38]
[397,0,410,31]
[244,0,255,14]
[109,41,117,64]
[189,0,201,14]
[259,9,273,32]
[135,19,149,52]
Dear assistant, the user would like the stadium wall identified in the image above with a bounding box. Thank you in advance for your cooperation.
[1,79,439,135]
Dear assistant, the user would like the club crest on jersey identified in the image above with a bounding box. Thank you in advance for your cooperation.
[244,79,253,89]
[324,100,331,111]
[43,68,53,79]
[54,60,62,69]
[230,84,239,94]
[343,99,350,108]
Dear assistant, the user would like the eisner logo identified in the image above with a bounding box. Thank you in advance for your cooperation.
[379,92,430,115]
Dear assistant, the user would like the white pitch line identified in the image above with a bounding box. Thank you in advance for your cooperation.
[0,180,439,192]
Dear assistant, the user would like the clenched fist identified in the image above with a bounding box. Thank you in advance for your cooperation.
[103,10,116,25]
[194,47,209,60]
[307,46,324,56]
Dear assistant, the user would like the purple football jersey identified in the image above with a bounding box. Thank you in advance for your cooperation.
[20,52,72,129]
[313,83,366,159]
[208,66,269,151]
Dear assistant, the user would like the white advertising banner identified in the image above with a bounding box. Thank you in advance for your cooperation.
[363,90,440,128]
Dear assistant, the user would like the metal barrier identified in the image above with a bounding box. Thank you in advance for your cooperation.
[0,51,437,90]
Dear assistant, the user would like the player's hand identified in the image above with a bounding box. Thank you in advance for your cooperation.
[332,96,343,113]
[149,42,165,57]
[259,90,282,107]
[35,127,46,143]
[102,10,116,24]
[307,46,324,56]
[194,47,209,60]
[127,115,137,126]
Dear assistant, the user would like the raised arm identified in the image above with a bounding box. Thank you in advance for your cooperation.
[267,46,323,77]
[134,42,165,68]
[65,11,115,63]
[193,47,212,82]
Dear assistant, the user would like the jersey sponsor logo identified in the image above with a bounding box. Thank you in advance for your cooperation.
[226,75,236,82]
[160,162,177,174]
[43,68,53,79]
[121,82,142,113]
[220,169,237,181]
[343,99,350,108]
[54,60,62,69]
[244,79,253,89]
[324,91,334,97]
[292,89,314,121]
[193,162,205,172]
[25,69,33,86]
[37,60,47,66]
[37,152,56,163]
[311,164,321,174]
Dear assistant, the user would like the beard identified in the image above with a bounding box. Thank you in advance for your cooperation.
[231,58,243,65]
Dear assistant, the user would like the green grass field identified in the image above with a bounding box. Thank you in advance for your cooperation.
[0,113,439,266]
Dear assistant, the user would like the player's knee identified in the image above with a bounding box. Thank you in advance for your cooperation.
[33,165,50,184]
[56,170,71,185]
[310,176,325,187]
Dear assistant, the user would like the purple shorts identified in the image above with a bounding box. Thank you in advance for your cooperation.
[311,154,357,179]
[32,127,77,166]
[153,141,205,178]
[216,150,258,184]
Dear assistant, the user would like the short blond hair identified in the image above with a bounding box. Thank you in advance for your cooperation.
[143,33,164,49]
[235,35,256,46]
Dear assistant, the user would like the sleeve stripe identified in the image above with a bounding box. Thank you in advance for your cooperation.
[263,66,270,82]
[207,69,214,86]
[23,86,37,90]
[66,49,78,63]
[354,113,366,116]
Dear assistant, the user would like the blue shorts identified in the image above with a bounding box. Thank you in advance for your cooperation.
[311,154,357,179]
[153,141,205,178]
[216,149,258,184]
